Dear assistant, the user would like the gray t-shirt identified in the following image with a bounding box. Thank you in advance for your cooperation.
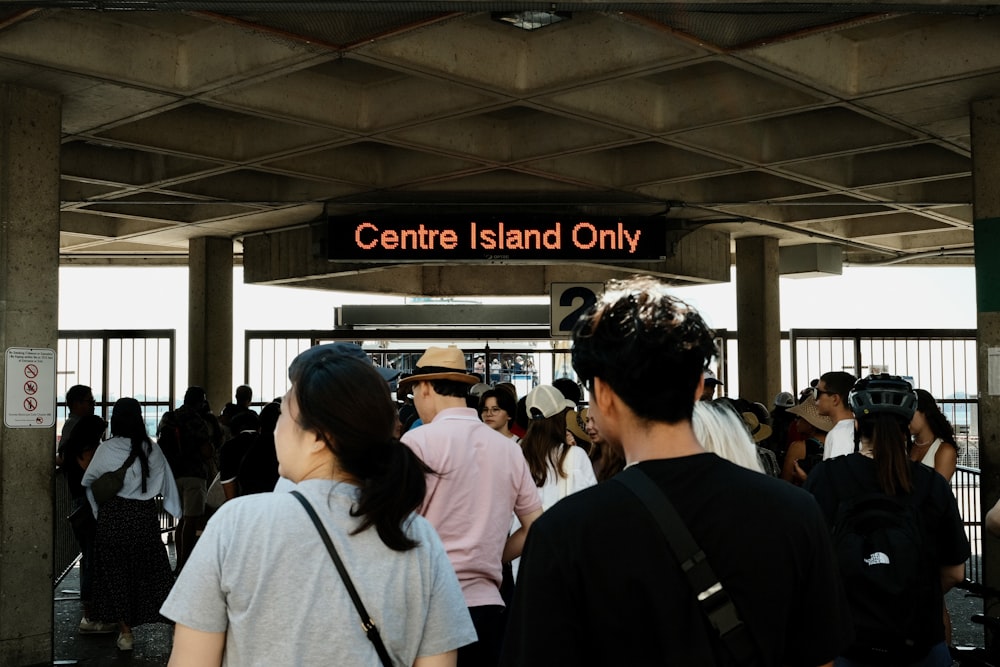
[161,478,476,666]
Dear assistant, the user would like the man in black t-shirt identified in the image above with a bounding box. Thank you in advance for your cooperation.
[500,276,854,667]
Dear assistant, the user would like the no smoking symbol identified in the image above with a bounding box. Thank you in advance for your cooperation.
[24,397,37,412]
[24,380,38,395]
[24,364,38,379]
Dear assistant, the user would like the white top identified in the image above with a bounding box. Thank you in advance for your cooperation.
[823,418,857,460]
[161,479,476,666]
[81,435,181,519]
[919,437,943,467]
[511,445,597,578]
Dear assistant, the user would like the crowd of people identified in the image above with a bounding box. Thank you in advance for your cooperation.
[55,274,978,666]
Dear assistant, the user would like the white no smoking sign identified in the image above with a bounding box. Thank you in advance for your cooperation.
[5,347,55,428]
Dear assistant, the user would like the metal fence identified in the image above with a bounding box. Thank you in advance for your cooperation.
[953,466,983,582]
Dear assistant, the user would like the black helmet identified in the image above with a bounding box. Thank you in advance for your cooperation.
[848,373,917,421]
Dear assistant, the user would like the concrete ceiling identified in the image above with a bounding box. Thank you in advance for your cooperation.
[2,1,997,290]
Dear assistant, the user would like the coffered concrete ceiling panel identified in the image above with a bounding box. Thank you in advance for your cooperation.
[526,142,741,188]
[262,142,482,187]
[674,108,918,164]
[387,106,636,163]
[790,144,970,189]
[1,3,992,277]
[94,104,346,161]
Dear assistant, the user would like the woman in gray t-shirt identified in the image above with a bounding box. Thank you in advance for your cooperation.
[162,344,476,666]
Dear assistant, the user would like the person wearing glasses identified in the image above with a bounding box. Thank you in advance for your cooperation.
[813,371,857,460]
[500,276,852,667]
[479,387,519,442]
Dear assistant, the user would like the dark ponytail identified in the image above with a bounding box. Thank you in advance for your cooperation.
[859,413,912,496]
[110,397,152,493]
[289,350,433,552]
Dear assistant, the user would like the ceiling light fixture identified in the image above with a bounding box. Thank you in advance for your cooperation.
[492,10,571,31]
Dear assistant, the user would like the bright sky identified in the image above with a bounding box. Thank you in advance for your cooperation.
[58,264,978,390]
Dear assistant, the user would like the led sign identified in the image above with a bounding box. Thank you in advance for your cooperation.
[327,215,668,262]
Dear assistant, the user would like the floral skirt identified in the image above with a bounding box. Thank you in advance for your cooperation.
[92,496,174,626]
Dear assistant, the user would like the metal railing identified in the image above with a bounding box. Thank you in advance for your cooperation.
[954,465,983,583]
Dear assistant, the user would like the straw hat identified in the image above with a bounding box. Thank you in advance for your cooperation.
[786,395,834,433]
[397,346,479,388]
[566,407,591,445]
[741,412,773,443]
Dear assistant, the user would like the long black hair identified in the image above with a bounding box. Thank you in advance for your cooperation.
[288,349,432,551]
[109,397,152,493]
[913,388,959,453]
[858,413,913,496]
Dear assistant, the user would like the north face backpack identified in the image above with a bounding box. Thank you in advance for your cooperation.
[829,460,936,664]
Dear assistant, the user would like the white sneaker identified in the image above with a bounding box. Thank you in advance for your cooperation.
[78,617,117,634]
[116,632,134,651]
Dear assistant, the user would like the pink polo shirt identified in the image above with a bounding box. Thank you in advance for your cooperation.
[402,407,542,608]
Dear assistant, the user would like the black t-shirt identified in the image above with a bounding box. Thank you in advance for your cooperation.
[805,454,970,650]
[218,432,279,496]
[218,431,257,485]
[501,453,854,667]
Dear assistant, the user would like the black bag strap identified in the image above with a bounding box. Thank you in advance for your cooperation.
[290,490,393,667]
[614,465,759,666]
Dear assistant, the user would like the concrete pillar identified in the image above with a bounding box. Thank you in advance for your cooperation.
[972,98,1000,605]
[188,237,233,413]
[735,236,781,406]
[0,85,61,666]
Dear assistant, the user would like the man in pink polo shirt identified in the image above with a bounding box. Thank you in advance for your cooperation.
[400,346,542,667]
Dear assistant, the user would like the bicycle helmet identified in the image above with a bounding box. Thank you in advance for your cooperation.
[848,373,917,421]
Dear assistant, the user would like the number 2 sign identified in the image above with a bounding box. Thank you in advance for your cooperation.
[550,283,604,338]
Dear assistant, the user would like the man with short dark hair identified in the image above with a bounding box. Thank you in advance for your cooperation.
[400,346,542,667]
[815,371,857,459]
[501,276,852,667]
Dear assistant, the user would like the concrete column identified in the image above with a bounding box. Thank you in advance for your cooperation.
[188,237,233,413]
[0,85,61,666]
[972,98,1000,605]
[735,236,781,406]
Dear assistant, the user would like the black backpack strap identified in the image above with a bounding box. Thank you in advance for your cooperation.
[614,466,759,665]
[290,490,394,667]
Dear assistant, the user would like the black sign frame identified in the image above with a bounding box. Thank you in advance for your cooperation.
[326,214,668,262]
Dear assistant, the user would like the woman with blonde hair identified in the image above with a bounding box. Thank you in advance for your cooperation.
[691,401,764,473]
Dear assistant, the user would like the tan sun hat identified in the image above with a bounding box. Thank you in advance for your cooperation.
[397,346,479,388]
[786,395,834,433]
[566,407,591,445]
[741,412,773,443]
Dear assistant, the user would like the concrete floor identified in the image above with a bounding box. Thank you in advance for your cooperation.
[53,546,175,667]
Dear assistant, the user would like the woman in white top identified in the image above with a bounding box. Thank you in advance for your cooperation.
[511,385,597,579]
[81,397,181,652]
[519,385,597,511]
[162,344,475,667]
[908,388,959,482]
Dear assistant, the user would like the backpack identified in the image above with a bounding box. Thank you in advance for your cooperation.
[828,459,936,663]
[157,407,212,478]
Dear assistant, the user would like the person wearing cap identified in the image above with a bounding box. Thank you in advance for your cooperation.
[780,395,833,485]
[500,276,852,667]
[814,371,857,460]
[699,368,723,401]
[400,346,542,667]
[510,385,597,579]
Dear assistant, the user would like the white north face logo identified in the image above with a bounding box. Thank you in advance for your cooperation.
[864,552,891,566]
